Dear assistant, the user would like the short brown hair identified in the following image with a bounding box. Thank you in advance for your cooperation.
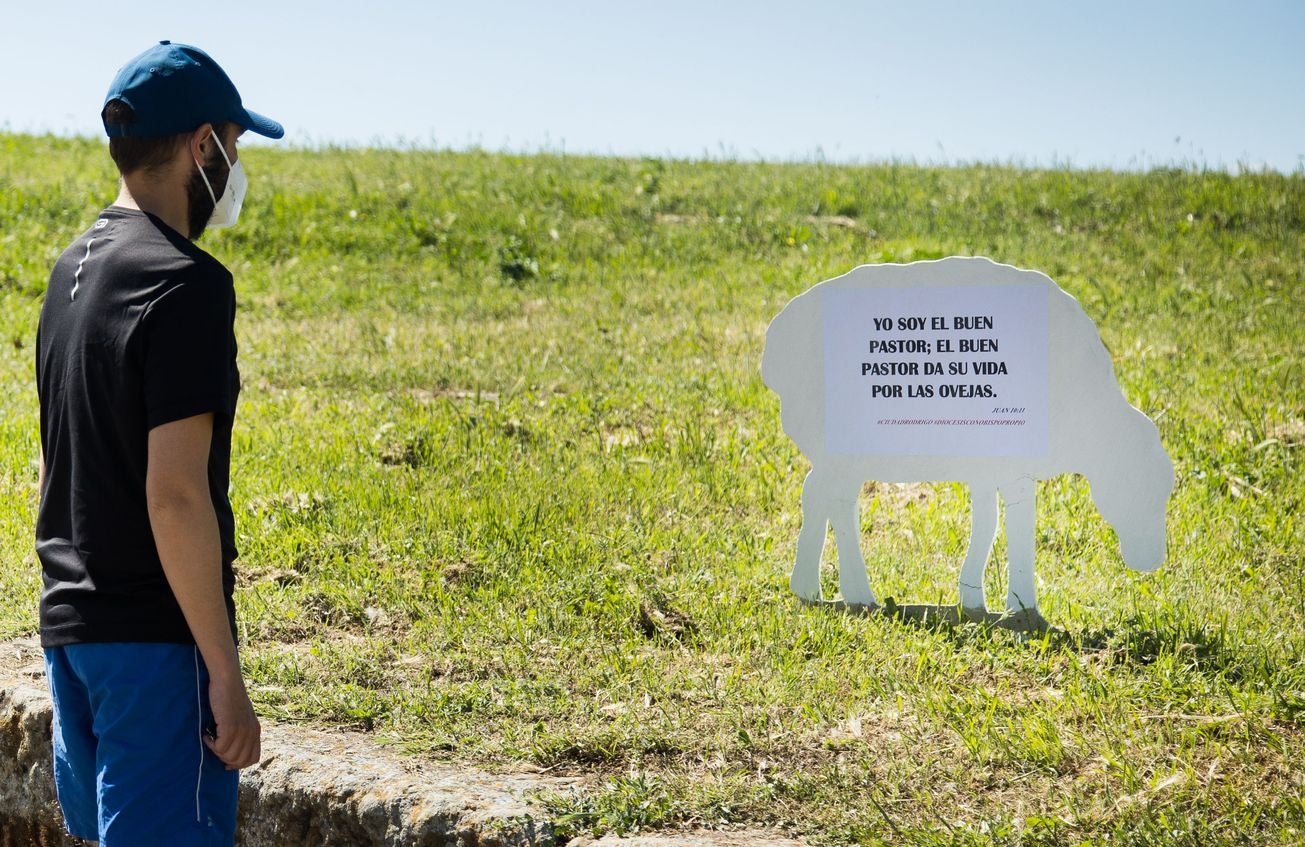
[102,100,189,176]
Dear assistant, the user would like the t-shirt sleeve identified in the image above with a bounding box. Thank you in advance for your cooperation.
[140,268,235,430]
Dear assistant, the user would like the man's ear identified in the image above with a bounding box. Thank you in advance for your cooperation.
[187,123,216,164]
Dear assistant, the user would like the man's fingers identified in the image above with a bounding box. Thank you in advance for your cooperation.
[203,733,238,767]
[204,730,238,765]
[213,736,256,769]
[205,724,261,769]
[229,732,260,769]
[220,729,255,767]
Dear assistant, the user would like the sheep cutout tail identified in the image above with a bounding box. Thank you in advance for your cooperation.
[761,257,1174,629]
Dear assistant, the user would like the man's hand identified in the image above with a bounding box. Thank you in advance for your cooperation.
[205,674,261,770]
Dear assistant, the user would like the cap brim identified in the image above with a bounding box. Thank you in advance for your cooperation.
[240,108,284,139]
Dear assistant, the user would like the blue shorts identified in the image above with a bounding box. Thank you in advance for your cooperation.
[43,642,240,846]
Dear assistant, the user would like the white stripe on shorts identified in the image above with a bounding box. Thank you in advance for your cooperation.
[193,647,203,823]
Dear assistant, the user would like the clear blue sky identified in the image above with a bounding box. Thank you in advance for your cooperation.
[3,0,1301,171]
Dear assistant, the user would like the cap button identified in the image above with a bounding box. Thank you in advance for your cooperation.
[160,39,171,45]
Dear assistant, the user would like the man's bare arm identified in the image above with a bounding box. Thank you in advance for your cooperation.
[146,413,260,770]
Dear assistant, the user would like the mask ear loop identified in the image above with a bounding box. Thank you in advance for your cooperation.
[208,128,235,170]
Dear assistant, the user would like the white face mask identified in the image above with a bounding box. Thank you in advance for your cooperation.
[194,129,246,229]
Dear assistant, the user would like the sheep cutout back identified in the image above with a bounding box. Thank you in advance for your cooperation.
[761,257,1174,628]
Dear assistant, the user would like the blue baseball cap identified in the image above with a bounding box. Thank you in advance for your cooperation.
[103,41,284,139]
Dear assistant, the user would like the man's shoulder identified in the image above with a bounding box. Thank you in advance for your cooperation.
[159,250,233,291]
[119,210,229,271]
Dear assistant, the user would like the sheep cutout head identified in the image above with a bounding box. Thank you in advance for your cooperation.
[761,257,1175,629]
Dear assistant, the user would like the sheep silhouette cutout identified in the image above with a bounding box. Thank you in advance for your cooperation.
[761,257,1174,629]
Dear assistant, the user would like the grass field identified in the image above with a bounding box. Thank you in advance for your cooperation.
[1,133,1302,846]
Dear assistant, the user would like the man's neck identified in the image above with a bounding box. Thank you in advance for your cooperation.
[113,177,191,240]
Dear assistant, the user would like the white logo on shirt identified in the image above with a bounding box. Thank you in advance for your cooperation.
[71,238,95,302]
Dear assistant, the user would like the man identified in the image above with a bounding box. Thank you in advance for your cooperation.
[35,41,283,845]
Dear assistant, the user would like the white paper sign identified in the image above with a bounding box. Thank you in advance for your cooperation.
[822,283,1049,457]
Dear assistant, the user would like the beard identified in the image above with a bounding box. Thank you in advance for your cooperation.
[185,151,229,241]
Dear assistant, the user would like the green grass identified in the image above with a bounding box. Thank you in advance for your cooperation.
[2,132,1303,845]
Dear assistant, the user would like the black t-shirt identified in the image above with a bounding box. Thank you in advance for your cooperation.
[36,207,240,647]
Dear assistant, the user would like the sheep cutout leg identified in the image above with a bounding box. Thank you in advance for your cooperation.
[789,471,825,601]
[958,482,998,616]
[761,257,1175,629]
[791,469,877,607]
[999,476,1049,630]
[827,473,878,606]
